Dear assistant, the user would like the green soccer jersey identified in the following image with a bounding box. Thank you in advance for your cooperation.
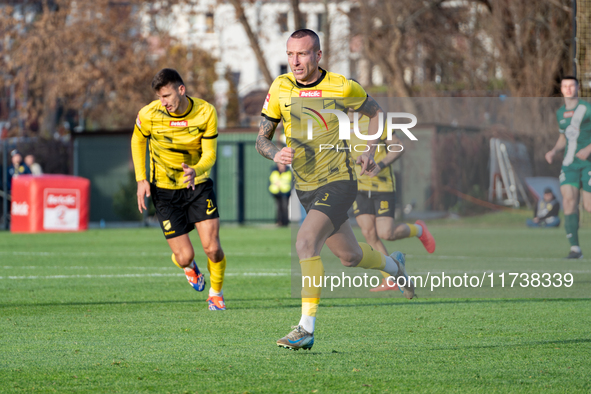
[556,100,591,168]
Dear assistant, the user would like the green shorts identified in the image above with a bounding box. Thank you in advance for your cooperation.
[559,165,591,192]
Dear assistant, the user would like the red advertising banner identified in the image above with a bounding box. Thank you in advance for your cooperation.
[10,175,90,233]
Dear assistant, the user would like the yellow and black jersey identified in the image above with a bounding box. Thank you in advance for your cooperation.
[350,115,395,192]
[261,68,367,191]
[131,96,218,190]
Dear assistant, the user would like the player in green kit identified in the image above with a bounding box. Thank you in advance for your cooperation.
[545,76,591,259]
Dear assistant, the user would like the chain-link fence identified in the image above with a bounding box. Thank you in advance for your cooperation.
[577,0,591,97]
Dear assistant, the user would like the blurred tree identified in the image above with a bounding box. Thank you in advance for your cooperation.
[350,0,571,98]
[228,0,274,86]
[351,0,469,97]
[0,0,217,137]
[476,0,572,97]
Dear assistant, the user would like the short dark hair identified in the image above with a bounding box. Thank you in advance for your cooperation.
[290,29,321,52]
[151,68,185,91]
[561,75,579,84]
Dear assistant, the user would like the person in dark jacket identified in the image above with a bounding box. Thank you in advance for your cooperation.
[527,187,560,227]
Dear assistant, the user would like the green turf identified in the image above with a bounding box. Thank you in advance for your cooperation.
[1,220,590,393]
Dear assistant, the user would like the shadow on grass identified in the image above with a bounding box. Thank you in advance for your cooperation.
[429,337,591,351]
[1,297,589,309]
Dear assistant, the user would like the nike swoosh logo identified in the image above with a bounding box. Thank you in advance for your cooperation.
[284,103,293,107]
[315,201,330,207]
[377,209,389,214]
[206,207,217,215]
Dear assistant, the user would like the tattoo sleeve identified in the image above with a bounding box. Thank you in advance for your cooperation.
[357,96,383,118]
[256,118,280,160]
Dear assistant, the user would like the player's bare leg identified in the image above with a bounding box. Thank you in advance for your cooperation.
[561,185,583,259]
[167,234,206,292]
[325,220,414,298]
[356,214,400,292]
[195,218,227,310]
[357,214,388,255]
[295,210,335,259]
[582,190,591,213]
[376,217,410,241]
[278,210,333,350]
[376,217,436,253]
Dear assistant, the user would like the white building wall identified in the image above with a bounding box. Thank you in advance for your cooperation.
[156,1,353,96]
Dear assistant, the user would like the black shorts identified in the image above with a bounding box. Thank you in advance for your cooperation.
[297,180,357,231]
[151,179,219,239]
[353,190,396,218]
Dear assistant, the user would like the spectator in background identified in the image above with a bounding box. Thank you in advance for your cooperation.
[269,162,292,226]
[7,150,31,192]
[24,154,43,175]
[527,188,560,228]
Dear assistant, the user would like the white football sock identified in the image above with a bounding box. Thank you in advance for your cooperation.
[416,224,423,237]
[571,245,581,253]
[382,256,399,277]
[209,288,223,297]
[299,315,316,333]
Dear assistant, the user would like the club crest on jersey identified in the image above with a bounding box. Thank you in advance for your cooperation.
[170,120,188,127]
[564,111,574,118]
[299,90,322,98]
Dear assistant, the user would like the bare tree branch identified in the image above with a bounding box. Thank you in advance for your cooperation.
[228,0,273,87]
[290,0,304,30]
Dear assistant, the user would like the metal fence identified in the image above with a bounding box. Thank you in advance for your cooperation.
[71,130,276,224]
[577,0,591,96]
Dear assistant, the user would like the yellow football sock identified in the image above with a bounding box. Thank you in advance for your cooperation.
[302,297,320,317]
[357,243,386,270]
[300,256,324,317]
[207,255,227,294]
[171,253,182,269]
[408,224,419,238]
[380,271,390,280]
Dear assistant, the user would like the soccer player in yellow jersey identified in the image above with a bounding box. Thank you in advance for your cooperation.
[350,114,435,292]
[257,29,415,350]
[131,68,227,310]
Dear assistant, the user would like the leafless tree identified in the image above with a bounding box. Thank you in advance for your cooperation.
[0,0,217,137]
[228,0,273,86]
[477,0,572,97]
[290,0,304,30]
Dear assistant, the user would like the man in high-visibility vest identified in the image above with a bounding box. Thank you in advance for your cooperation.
[269,163,292,226]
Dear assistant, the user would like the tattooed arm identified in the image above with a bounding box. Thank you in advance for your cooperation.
[256,117,294,164]
[357,95,383,119]
[256,118,279,159]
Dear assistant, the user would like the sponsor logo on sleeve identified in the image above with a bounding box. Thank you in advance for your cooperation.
[263,93,270,110]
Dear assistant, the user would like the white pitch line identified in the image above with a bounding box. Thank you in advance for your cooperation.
[0,251,290,257]
[405,254,590,262]
[0,272,289,280]
[1,266,291,272]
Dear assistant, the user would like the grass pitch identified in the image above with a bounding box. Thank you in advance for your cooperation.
[1,215,590,393]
